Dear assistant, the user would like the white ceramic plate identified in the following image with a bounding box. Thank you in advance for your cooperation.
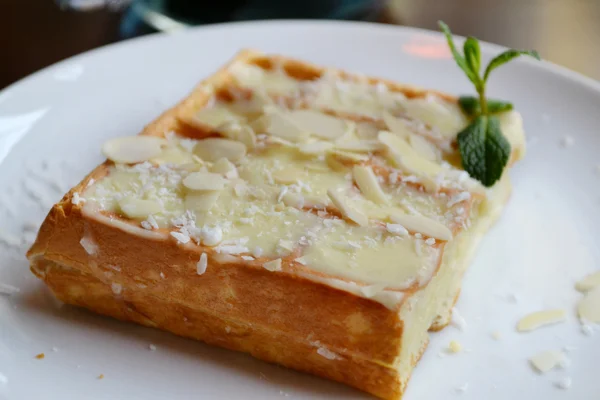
[1,21,599,400]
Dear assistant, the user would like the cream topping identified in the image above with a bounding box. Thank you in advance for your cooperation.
[85,58,525,303]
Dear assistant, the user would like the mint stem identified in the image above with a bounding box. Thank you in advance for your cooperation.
[477,85,488,116]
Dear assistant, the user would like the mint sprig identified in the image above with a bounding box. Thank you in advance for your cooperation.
[438,21,540,187]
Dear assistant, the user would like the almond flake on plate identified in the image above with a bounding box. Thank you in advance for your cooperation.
[575,271,600,292]
[529,350,565,373]
[516,309,567,332]
[0,283,20,296]
[577,287,600,323]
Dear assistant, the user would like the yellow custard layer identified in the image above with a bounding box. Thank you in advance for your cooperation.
[84,61,525,305]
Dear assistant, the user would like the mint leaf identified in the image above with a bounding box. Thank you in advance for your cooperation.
[458,96,513,117]
[463,37,481,77]
[483,49,541,82]
[457,115,511,187]
[438,21,479,86]
[439,21,538,187]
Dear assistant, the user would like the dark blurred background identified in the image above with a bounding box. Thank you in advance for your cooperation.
[2,0,599,89]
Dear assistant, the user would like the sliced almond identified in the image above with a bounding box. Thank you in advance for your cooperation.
[408,134,439,161]
[177,163,204,172]
[382,112,411,138]
[102,136,166,164]
[218,122,257,149]
[263,258,283,272]
[273,167,304,184]
[335,140,381,153]
[529,350,565,374]
[325,153,348,172]
[118,197,163,219]
[355,122,379,139]
[304,195,329,209]
[185,192,221,212]
[193,106,243,129]
[327,149,369,163]
[388,212,452,241]
[265,136,298,148]
[378,131,442,178]
[516,309,567,332]
[360,283,387,298]
[259,111,309,142]
[298,141,334,155]
[194,138,247,163]
[403,95,466,137]
[353,165,388,204]
[151,146,193,165]
[282,192,305,209]
[183,172,227,191]
[229,63,298,95]
[305,163,330,172]
[211,158,237,176]
[575,271,600,292]
[327,189,368,226]
[277,239,295,252]
[287,109,347,139]
[578,287,600,323]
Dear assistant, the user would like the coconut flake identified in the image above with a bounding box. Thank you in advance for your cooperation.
[555,377,572,390]
[197,253,208,275]
[451,307,468,331]
[80,236,98,255]
[71,192,86,205]
[447,192,471,207]
[111,283,122,295]
[0,283,20,296]
[170,231,191,244]
[201,226,223,246]
[263,258,282,272]
[316,346,340,360]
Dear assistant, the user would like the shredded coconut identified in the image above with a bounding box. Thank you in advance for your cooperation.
[316,346,340,360]
[170,231,190,244]
[0,230,21,248]
[386,223,408,236]
[447,192,471,207]
[451,307,468,331]
[79,236,98,255]
[142,215,159,230]
[0,283,20,295]
[555,377,572,390]
[455,383,469,394]
[252,247,264,258]
[111,283,122,295]
[197,253,208,275]
[201,226,223,246]
[71,192,86,205]
[560,135,574,147]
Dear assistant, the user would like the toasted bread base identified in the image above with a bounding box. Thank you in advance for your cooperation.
[32,258,419,399]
